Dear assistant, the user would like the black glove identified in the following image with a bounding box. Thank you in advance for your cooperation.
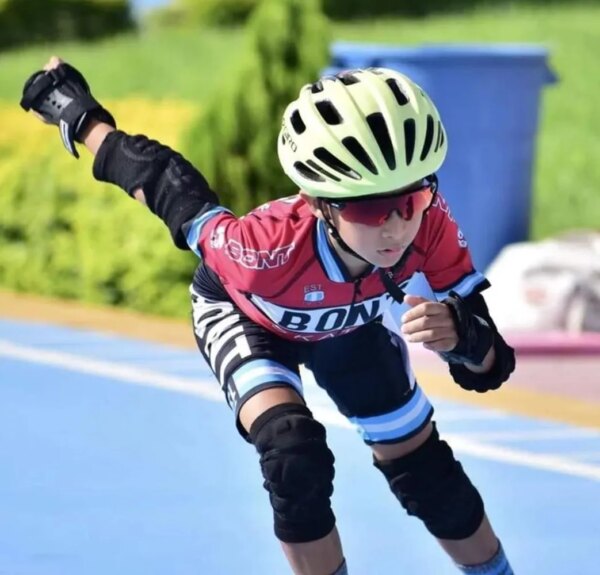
[20,63,116,158]
[438,290,494,366]
[439,291,516,393]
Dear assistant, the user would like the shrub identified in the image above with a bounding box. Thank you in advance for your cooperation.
[0,0,134,51]
[184,0,330,214]
[166,0,600,27]
[0,100,199,317]
[178,0,258,26]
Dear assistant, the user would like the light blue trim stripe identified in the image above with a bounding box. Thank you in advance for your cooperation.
[185,207,231,257]
[232,359,303,398]
[350,384,433,442]
[433,271,488,300]
[316,220,346,282]
[458,541,512,574]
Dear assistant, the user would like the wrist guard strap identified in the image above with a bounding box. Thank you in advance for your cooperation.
[440,291,516,392]
[439,290,494,366]
[20,64,116,158]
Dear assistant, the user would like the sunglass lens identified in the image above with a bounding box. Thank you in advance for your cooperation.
[330,184,434,226]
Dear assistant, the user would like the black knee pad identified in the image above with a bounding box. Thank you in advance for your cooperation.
[374,423,484,540]
[249,403,336,543]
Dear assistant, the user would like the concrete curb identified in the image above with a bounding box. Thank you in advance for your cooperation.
[506,331,600,356]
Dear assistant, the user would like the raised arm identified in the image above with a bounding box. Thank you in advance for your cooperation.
[21,57,220,250]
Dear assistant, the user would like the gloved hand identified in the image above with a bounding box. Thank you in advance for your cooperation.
[438,290,494,366]
[20,57,116,158]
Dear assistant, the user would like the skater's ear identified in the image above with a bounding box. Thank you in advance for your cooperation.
[299,191,327,221]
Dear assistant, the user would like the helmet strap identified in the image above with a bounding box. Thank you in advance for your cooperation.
[316,199,372,264]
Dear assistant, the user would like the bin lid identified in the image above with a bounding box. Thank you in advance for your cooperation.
[330,42,557,84]
[331,41,553,63]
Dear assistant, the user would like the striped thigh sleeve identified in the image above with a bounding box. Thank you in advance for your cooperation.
[190,288,303,415]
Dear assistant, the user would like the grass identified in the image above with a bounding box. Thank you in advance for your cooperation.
[0,26,245,101]
[2,3,599,239]
[336,4,600,239]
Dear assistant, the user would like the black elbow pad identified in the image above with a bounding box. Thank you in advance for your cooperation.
[93,130,219,249]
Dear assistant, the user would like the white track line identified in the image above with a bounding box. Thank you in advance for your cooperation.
[462,428,600,442]
[0,339,223,401]
[2,339,600,483]
[444,435,600,482]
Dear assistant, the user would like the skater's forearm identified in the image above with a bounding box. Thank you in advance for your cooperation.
[81,120,146,204]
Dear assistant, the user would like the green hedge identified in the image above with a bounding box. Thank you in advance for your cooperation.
[322,0,600,19]
[184,0,330,214]
[0,101,199,317]
[177,0,257,26]
[169,0,597,25]
[0,0,134,51]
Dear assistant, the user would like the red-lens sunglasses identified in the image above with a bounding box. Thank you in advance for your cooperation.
[325,176,438,227]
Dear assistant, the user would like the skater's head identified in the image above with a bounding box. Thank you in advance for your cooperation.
[278,68,447,267]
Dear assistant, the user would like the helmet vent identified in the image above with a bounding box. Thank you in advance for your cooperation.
[338,72,360,86]
[314,147,361,180]
[420,114,435,161]
[403,119,416,166]
[316,100,343,125]
[311,81,324,94]
[440,127,445,148]
[434,121,442,152]
[342,137,378,175]
[294,161,326,182]
[306,159,342,182]
[290,110,306,134]
[385,79,409,106]
[366,113,396,170]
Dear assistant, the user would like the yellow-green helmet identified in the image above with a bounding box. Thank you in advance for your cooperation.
[278,67,447,199]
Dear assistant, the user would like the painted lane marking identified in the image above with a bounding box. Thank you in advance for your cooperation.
[444,435,600,482]
[462,428,600,442]
[566,451,600,461]
[305,406,600,482]
[0,339,222,401]
[2,339,600,483]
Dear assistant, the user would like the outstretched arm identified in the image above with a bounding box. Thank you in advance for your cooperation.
[21,57,220,250]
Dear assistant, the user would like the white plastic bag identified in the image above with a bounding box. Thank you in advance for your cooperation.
[484,231,600,333]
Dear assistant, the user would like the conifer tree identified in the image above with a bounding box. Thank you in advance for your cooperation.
[185,0,330,214]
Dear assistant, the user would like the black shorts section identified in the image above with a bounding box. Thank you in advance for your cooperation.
[191,287,431,443]
[305,320,417,419]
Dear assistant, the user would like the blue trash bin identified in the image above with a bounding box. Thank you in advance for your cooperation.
[325,42,557,272]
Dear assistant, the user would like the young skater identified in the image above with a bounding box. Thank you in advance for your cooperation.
[21,57,515,574]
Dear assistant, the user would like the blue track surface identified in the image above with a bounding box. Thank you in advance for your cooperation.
[1,318,599,574]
